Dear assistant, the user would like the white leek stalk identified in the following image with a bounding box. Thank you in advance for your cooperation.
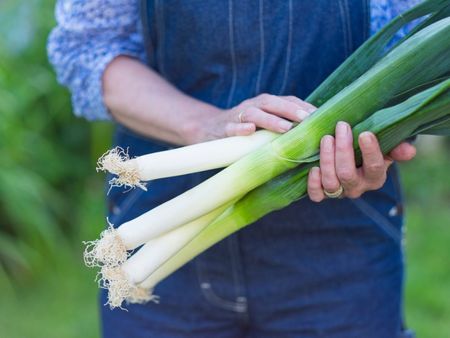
[98,202,234,308]
[97,130,278,190]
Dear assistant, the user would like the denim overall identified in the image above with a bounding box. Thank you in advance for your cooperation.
[101,1,413,337]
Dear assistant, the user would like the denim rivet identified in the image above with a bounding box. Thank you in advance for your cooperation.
[388,206,398,217]
[200,282,210,289]
[235,303,247,313]
[112,206,121,215]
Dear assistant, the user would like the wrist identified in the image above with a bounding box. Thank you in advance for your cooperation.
[180,103,222,144]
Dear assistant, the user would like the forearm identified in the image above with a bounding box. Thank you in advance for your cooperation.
[103,56,219,145]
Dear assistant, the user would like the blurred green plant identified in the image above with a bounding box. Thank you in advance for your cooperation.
[0,0,111,281]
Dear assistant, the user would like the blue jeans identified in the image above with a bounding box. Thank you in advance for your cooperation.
[101,0,412,336]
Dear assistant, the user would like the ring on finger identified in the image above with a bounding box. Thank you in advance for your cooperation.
[323,185,344,199]
[238,111,245,123]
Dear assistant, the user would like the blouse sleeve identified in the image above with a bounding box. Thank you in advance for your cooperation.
[370,0,424,37]
[47,0,146,120]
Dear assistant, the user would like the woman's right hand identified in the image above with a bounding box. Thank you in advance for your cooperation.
[187,94,317,144]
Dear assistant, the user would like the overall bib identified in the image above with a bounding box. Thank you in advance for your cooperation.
[101,1,412,337]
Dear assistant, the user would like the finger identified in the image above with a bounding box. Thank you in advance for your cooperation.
[308,167,325,202]
[254,93,309,122]
[242,106,293,133]
[359,132,386,185]
[335,121,360,191]
[319,135,341,192]
[388,142,417,162]
[225,122,256,137]
[281,96,318,114]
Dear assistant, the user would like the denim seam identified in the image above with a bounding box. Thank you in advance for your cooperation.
[362,0,370,41]
[351,198,402,245]
[139,0,154,66]
[343,0,354,52]
[338,0,351,56]
[226,0,237,108]
[155,0,166,77]
[278,0,293,95]
[255,0,265,95]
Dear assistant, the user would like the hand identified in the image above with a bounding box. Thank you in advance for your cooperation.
[307,121,416,202]
[191,94,317,143]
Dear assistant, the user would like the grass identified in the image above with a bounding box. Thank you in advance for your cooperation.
[0,137,448,338]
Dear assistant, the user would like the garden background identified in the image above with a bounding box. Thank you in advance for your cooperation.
[0,1,449,337]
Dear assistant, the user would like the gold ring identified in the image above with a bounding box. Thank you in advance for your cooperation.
[324,185,344,199]
[238,111,245,123]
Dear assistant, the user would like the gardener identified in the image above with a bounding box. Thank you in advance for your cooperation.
[48,1,419,337]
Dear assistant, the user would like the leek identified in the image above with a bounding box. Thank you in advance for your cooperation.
[96,130,279,190]
[86,17,450,270]
[125,80,450,307]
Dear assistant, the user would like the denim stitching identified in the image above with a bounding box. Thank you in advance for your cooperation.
[155,0,166,76]
[278,0,293,95]
[139,0,154,66]
[255,0,265,95]
[195,258,243,312]
[338,0,351,56]
[351,198,402,246]
[227,235,248,315]
[362,0,370,41]
[343,0,354,52]
[226,0,237,108]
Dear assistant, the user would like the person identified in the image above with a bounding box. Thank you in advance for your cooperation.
[48,1,420,337]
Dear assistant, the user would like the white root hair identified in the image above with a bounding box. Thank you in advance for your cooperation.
[98,267,159,310]
[97,147,147,191]
[83,222,129,268]
[126,286,160,305]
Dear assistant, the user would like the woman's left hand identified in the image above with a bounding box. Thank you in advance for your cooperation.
[307,121,416,202]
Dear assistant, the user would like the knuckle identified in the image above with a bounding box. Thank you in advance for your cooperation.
[337,169,356,184]
[239,100,252,109]
[285,95,298,101]
[323,179,340,191]
[311,195,323,203]
[240,109,250,120]
[346,190,362,199]
[366,162,384,173]
[335,141,350,153]
[257,93,273,107]
[367,175,386,190]
[370,182,384,191]
[225,123,236,137]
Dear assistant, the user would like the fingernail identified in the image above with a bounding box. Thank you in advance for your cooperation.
[321,135,333,151]
[278,120,293,132]
[359,131,373,146]
[296,109,309,121]
[311,166,320,176]
[336,121,350,140]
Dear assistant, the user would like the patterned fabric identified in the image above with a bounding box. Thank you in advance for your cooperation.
[47,0,422,121]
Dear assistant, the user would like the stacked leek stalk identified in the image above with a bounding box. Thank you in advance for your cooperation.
[85,0,450,309]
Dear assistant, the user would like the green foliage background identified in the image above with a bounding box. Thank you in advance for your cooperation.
[0,1,449,337]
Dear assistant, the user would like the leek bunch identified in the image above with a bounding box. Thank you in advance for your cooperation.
[85,0,450,308]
